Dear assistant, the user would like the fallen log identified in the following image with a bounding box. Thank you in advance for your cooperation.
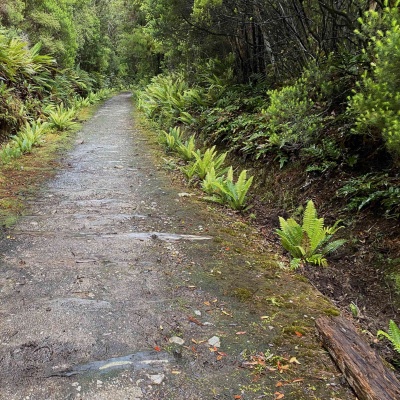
[316,315,400,400]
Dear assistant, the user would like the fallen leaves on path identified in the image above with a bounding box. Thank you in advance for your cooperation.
[188,315,204,326]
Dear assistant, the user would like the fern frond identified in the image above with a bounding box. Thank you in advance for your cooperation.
[204,195,226,204]
[276,201,346,268]
[276,218,304,257]
[290,258,302,270]
[378,320,400,353]
[226,166,234,182]
[176,135,196,161]
[322,239,347,255]
[280,218,303,246]
[325,219,345,234]
[388,320,400,353]
[302,200,326,252]
[306,254,327,267]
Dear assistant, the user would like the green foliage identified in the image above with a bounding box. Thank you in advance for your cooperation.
[349,0,400,158]
[192,0,223,20]
[243,82,324,159]
[337,173,400,218]
[1,118,50,161]
[182,146,227,181]
[204,167,254,210]
[377,320,400,354]
[201,165,224,194]
[0,24,112,141]
[137,74,189,124]
[276,200,346,269]
[176,135,196,161]
[73,96,91,109]
[22,0,79,68]
[137,74,212,127]
[302,139,342,173]
[0,143,21,164]
[159,126,183,152]
[15,119,50,147]
[46,104,78,131]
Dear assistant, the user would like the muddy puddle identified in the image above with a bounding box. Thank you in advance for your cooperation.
[55,351,174,377]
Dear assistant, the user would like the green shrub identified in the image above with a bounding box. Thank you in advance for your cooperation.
[10,119,50,154]
[137,74,190,124]
[349,0,400,159]
[0,143,21,164]
[276,200,346,269]
[243,82,324,160]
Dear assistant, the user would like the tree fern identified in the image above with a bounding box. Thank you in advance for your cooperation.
[276,200,346,269]
[377,320,400,353]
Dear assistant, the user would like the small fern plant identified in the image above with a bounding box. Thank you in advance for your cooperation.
[377,320,400,354]
[159,126,182,152]
[276,200,346,269]
[0,143,21,164]
[176,135,196,161]
[204,167,254,211]
[182,146,227,181]
[47,104,78,131]
[202,165,224,195]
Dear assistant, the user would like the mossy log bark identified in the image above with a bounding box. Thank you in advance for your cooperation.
[316,315,400,400]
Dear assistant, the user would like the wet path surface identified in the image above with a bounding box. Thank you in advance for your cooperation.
[0,94,355,399]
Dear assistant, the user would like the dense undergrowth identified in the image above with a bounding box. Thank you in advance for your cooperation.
[0,26,114,164]
[136,1,400,364]
[136,3,400,222]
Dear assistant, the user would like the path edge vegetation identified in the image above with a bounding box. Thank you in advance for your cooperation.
[132,0,400,366]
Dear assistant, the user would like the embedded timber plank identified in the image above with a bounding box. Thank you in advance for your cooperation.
[316,315,400,400]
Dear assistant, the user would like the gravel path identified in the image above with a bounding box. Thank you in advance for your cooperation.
[0,94,355,399]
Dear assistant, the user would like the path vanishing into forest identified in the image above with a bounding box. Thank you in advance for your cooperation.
[0,94,355,399]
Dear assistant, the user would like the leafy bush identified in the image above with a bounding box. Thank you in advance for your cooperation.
[203,166,253,210]
[377,320,400,354]
[137,74,190,124]
[0,143,21,164]
[276,200,346,269]
[243,82,324,160]
[0,27,108,141]
[137,73,213,127]
[74,96,91,108]
[349,0,400,158]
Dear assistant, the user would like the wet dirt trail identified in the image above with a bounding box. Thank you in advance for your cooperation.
[0,94,355,399]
